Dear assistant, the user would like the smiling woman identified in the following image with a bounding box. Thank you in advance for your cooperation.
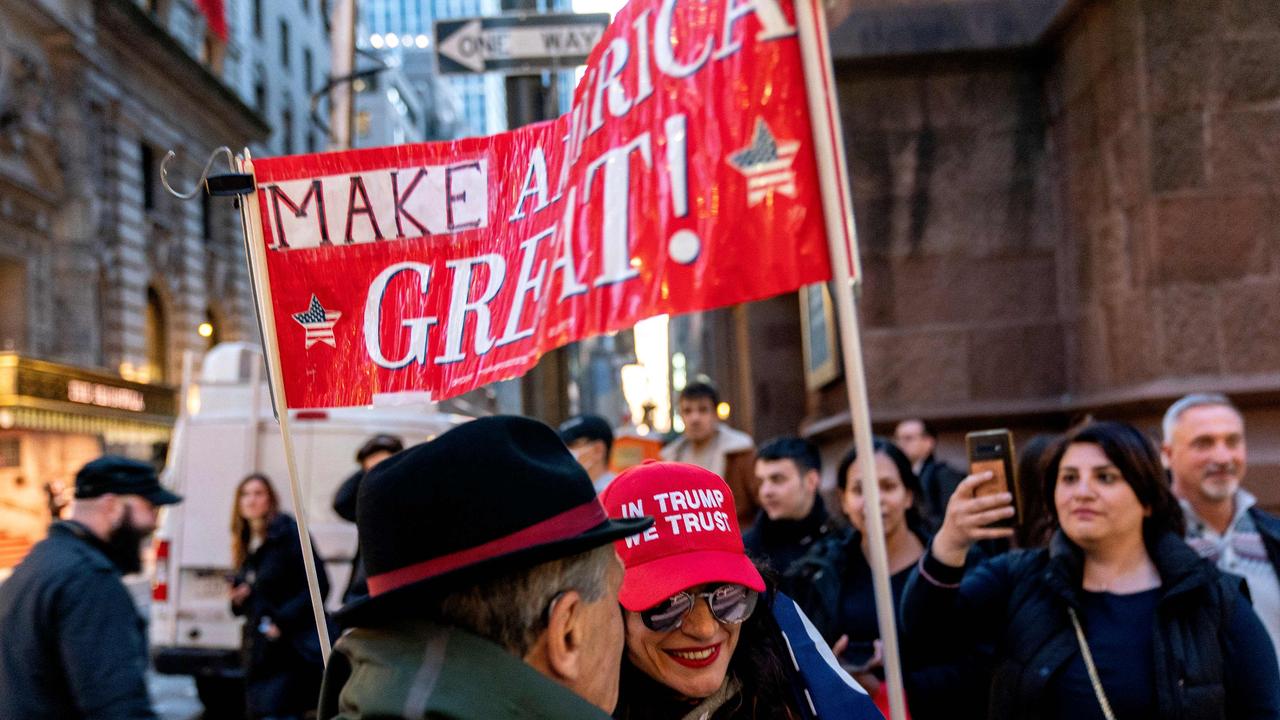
[600,462,805,719]
[899,421,1280,720]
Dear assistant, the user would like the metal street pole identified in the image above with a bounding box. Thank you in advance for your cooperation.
[504,0,570,424]
[328,0,358,150]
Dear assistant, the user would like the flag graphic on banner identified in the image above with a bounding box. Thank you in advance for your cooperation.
[728,118,801,206]
[291,296,341,349]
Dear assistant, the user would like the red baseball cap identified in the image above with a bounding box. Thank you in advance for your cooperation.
[600,461,765,611]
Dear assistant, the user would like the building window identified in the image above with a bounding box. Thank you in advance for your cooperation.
[140,143,156,211]
[254,0,264,36]
[0,259,26,352]
[304,48,314,93]
[254,77,267,112]
[282,107,294,155]
[280,20,291,68]
[145,287,169,384]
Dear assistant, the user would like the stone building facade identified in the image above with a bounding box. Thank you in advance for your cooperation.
[0,0,266,557]
[716,0,1280,506]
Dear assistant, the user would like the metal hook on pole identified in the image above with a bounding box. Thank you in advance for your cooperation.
[160,147,255,199]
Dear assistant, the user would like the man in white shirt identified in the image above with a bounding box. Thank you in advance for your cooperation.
[1163,393,1280,664]
[661,381,758,527]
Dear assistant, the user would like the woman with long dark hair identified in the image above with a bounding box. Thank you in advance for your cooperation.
[787,440,926,688]
[901,421,1280,719]
[229,473,330,720]
[788,438,993,718]
[601,461,876,719]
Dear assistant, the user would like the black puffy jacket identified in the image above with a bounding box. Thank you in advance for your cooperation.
[900,531,1280,720]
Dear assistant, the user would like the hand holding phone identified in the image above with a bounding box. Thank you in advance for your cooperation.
[966,429,1022,530]
[930,431,1021,566]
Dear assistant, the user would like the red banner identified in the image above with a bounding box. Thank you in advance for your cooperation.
[249,0,838,409]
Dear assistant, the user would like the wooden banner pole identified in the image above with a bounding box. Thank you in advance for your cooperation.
[235,150,332,664]
[794,1,906,717]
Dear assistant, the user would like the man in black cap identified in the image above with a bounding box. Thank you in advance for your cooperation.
[333,433,405,605]
[318,415,653,719]
[0,455,183,719]
[559,414,616,494]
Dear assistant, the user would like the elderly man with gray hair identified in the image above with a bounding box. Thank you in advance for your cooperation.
[318,416,653,719]
[1163,393,1280,663]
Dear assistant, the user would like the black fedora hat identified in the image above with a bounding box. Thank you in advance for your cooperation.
[337,415,653,626]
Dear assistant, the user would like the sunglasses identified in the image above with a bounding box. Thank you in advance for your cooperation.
[639,584,759,633]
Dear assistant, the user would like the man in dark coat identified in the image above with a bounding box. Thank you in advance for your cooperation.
[0,456,182,719]
[743,436,838,575]
[894,418,964,530]
[318,416,654,719]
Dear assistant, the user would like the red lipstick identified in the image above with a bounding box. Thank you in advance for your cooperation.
[664,643,721,669]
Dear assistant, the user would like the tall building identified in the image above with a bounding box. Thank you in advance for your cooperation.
[361,0,507,138]
[351,48,433,147]
[0,0,267,569]
[224,0,332,155]
[360,0,581,139]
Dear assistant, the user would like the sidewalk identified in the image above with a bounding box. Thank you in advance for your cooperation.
[149,671,202,720]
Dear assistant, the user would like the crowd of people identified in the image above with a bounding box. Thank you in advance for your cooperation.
[1,380,1279,719]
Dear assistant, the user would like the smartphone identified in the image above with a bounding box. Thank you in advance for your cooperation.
[965,429,1021,528]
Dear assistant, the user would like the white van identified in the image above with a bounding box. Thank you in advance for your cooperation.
[149,342,468,711]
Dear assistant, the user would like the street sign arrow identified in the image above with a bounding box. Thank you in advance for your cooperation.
[435,12,611,76]
[438,19,486,73]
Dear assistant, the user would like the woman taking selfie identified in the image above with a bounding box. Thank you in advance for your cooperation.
[229,473,331,720]
[601,461,877,719]
[901,421,1280,719]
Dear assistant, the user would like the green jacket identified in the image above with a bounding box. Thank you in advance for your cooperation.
[318,620,613,719]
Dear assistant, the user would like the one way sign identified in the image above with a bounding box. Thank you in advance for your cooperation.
[435,12,611,75]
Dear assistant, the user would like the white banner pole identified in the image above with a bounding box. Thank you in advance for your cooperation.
[235,151,333,664]
[794,1,906,718]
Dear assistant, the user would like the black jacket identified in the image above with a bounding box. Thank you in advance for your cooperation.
[742,499,838,577]
[901,531,1280,719]
[918,455,964,531]
[0,521,156,719]
[232,513,331,718]
[785,527,990,720]
[1249,506,1280,579]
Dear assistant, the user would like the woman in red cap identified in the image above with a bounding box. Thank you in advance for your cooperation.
[601,461,862,719]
